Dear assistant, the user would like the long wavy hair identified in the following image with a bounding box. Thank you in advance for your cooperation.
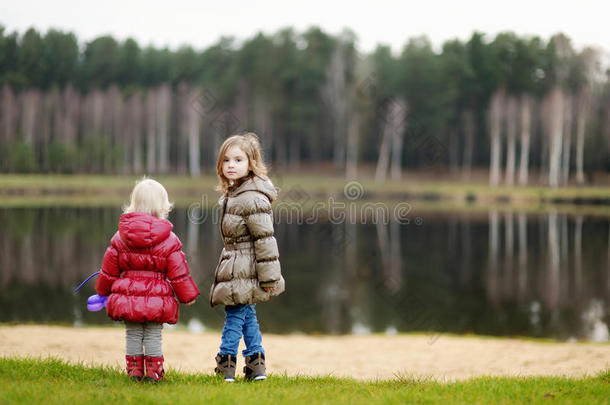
[216,132,269,194]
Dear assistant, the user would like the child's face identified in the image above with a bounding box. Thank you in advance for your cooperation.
[222,145,250,181]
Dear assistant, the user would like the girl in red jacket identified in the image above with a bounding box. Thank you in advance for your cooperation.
[95,178,200,382]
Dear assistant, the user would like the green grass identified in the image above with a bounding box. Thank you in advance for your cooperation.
[0,357,608,404]
[1,173,610,216]
[1,172,609,199]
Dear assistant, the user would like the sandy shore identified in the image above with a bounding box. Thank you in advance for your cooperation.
[1,325,608,381]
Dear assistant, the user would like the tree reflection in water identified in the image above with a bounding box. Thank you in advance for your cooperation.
[0,206,608,341]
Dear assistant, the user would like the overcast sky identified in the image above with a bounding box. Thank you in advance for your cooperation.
[1,0,608,56]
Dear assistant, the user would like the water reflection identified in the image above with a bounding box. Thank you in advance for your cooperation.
[0,206,608,341]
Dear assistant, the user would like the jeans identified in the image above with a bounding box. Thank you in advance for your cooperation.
[219,304,264,357]
[125,321,163,357]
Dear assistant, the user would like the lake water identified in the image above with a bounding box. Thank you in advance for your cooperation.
[0,205,608,341]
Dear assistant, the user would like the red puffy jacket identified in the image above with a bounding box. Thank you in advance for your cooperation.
[95,212,200,324]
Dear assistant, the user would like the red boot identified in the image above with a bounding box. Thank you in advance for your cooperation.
[125,355,144,381]
[144,356,165,383]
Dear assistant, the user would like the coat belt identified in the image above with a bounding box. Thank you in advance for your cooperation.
[122,270,165,279]
[224,240,254,250]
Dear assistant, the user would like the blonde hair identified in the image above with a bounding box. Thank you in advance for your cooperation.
[216,132,268,194]
[123,177,173,219]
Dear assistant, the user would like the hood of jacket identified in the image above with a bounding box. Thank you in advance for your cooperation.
[228,174,278,203]
[118,212,173,248]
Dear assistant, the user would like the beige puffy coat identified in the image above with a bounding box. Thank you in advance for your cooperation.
[209,175,285,307]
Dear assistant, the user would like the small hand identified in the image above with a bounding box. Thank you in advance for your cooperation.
[262,287,275,293]
[185,300,196,306]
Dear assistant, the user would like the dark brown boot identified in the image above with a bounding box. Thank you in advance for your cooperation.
[244,352,266,381]
[215,353,236,382]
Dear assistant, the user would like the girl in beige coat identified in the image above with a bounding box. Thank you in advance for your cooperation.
[210,133,285,382]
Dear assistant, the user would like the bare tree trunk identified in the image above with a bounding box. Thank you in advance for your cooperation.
[449,126,459,175]
[253,96,273,155]
[176,83,189,175]
[91,89,104,135]
[561,94,573,185]
[108,86,123,173]
[123,92,142,174]
[275,120,287,169]
[101,89,114,172]
[489,89,505,186]
[504,96,518,186]
[539,96,550,183]
[263,103,274,167]
[390,98,407,181]
[146,88,157,174]
[345,57,372,179]
[213,118,224,167]
[40,88,57,170]
[21,89,41,147]
[604,99,610,157]
[547,87,564,188]
[345,106,359,180]
[234,79,249,133]
[375,117,392,183]
[81,92,93,172]
[157,84,170,174]
[88,89,106,172]
[122,94,134,175]
[1,85,17,146]
[376,100,405,183]
[321,42,349,172]
[188,87,202,176]
[63,85,79,145]
[575,88,591,185]
[132,92,144,174]
[289,133,301,171]
[518,95,532,185]
[462,109,474,180]
[262,100,274,165]
[53,88,63,145]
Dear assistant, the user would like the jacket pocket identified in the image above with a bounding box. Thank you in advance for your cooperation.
[232,252,255,280]
[215,255,235,282]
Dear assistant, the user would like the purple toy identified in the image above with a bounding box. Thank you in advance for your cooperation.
[87,294,108,311]
[74,271,108,312]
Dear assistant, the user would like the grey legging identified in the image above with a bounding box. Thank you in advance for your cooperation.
[125,321,163,357]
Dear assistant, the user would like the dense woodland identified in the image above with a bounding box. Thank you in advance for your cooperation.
[0,26,609,185]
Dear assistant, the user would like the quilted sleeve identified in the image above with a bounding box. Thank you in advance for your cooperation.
[243,194,282,288]
[95,246,120,296]
[167,250,200,303]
